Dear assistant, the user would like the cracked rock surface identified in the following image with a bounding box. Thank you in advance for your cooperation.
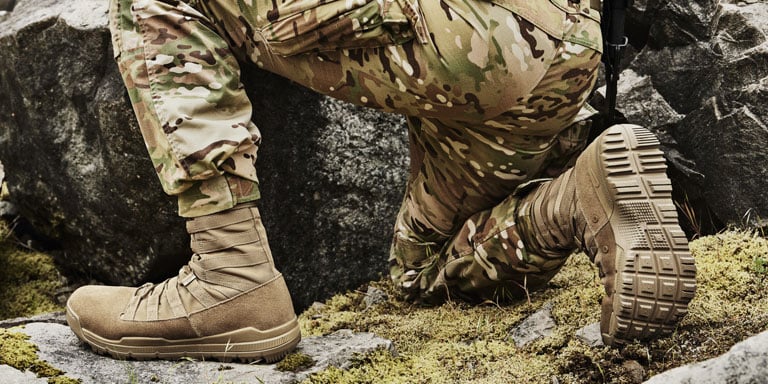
[2,316,395,384]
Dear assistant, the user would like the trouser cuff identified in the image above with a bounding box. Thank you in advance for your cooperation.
[177,174,261,218]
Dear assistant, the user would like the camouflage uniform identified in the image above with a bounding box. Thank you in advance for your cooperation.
[109,0,602,302]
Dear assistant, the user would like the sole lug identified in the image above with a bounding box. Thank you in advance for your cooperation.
[598,125,697,345]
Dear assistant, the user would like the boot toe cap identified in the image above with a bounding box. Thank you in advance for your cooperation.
[66,285,136,339]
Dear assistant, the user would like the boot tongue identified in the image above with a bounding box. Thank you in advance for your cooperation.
[190,218,259,254]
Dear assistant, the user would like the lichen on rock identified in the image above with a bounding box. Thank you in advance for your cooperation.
[0,327,79,383]
[276,352,316,372]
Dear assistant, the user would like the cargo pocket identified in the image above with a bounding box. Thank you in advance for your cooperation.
[551,0,602,53]
[478,0,602,53]
[242,0,421,56]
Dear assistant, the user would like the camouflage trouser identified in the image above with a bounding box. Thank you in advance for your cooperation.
[109,0,602,302]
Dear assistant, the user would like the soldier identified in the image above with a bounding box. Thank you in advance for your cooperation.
[66,0,696,361]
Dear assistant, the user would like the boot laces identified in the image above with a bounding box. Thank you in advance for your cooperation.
[123,253,212,320]
[133,254,203,299]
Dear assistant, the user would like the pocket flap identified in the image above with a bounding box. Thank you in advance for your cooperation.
[484,0,602,53]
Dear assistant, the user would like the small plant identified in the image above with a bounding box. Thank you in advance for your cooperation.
[753,256,767,280]
[275,352,315,372]
[741,208,765,231]
[675,193,702,239]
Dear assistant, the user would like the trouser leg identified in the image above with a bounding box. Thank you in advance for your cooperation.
[110,0,560,217]
[109,0,261,217]
[386,13,601,300]
[391,117,595,303]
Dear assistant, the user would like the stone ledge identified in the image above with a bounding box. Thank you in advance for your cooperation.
[7,322,395,384]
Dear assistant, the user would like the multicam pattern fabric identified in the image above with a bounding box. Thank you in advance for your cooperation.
[393,119,595,303]
[110,0,264,216]
[109,0,602,301]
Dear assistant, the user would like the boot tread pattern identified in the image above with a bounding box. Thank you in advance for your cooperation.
[602,125,697,345]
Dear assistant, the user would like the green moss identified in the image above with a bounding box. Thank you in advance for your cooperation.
[47,377,83,384]
[0,220,63,319]
[0,327,48,372]
[0,221,75,382]
[754,256,767,276]
[276,352,315,372]
[299,231,768,383]
[300,256,604,383]
[0,328,80,383]
[685,230,768,325]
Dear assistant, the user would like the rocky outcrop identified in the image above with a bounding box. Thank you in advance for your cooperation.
[0,0,190,287]
[0,0,407,309]
[1,317,396,384]
[618,0,768,232]
[643,329,768,384]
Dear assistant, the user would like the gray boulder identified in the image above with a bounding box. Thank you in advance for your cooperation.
[0,0,407,310]
[620,1,768,231]
[643,329,768,384]
[0,0,188,284]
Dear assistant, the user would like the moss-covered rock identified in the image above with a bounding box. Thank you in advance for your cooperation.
[301,254,604,383]
[0,220,63,319]
[1,215,765,383]
[0,327,79,383]
[301,230,768,383]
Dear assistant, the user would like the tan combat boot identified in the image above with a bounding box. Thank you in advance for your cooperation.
[66,203,300,362]
[517,124,697,345]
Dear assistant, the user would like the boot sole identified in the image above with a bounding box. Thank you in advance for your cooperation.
[593,124,697,345]
[66,305,301,363]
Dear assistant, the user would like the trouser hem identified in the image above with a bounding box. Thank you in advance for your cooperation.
[177,174,261,218]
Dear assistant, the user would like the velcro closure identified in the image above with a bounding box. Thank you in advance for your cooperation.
[186,205,259,233]
[193,228,261,253]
